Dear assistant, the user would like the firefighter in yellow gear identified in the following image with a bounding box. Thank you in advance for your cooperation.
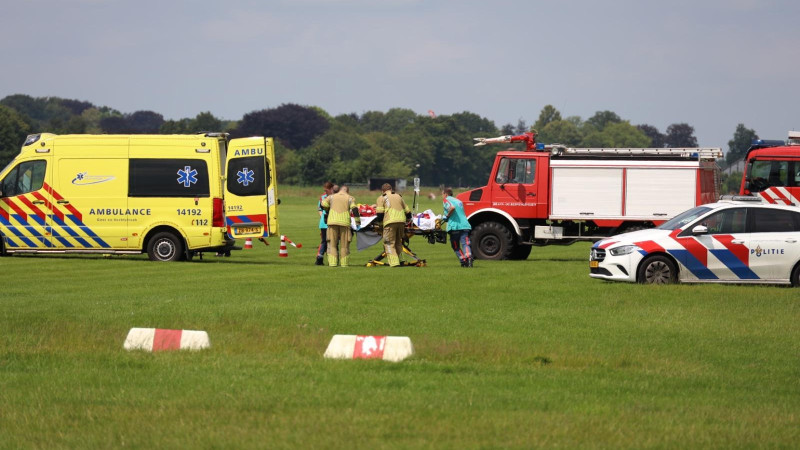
[321,185,360,267]
[375,183,412,267]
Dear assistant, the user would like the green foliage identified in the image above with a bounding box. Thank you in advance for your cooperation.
[234,103,330,150]
[160,112,224,134]
[581,121,652,147]
[585,110,622,131]
[538,120,582,146]
[721,171,744,194]
[0,95,714,188]
[726,123,758,167]
[0,188,798,448]
[533,104,562,131]
[0,105,31,168]
[637,124,665,147]
[665,123,698,147]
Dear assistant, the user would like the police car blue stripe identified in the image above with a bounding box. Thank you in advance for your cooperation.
[709,249,760,280]
[669,249,719,280]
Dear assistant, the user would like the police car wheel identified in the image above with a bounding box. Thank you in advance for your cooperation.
[147,232,185,262]
[791,263,800,287]
[637,255,677,284]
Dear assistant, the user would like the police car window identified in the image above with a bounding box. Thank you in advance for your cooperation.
[227,156,267,196]
[0,160,46,197]
[657,206,712,230]
[700,208,747,234]
[129,159,210,197]
[750,208,800,233]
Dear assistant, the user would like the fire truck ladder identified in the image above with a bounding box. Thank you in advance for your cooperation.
[549,146,722,160]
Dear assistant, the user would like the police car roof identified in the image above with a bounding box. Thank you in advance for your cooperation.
[713,196,800,209]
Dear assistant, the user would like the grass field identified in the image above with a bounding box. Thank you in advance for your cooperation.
[1,186,799,449]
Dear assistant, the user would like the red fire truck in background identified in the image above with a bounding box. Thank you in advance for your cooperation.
[740,131,800,205]
[457,132,722,260]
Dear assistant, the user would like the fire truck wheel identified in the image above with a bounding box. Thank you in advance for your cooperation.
[637,255,678,284]
[147,232,185,262]
[791,263,800,287]
[510,245,532,260]
[472,221,513,260]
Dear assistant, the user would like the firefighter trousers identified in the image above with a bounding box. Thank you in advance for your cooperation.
[382,223,405,267]
[326,224,352,266]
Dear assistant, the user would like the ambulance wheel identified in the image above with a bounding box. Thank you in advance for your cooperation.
[791,263,800,287]
[510,244,532,260]
[472,221,513,260]
[147,232,184,262]
[637,255,678,284]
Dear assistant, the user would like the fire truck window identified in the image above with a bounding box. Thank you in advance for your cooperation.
[749,160,788,191]
[496,158,535,184]
[522,160,535,184]
[495,158,510,184]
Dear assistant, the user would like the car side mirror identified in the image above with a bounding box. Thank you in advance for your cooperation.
[691,225,708,235]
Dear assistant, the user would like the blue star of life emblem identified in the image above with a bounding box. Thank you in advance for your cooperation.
[177,166,198,187]
[237,168,255,187]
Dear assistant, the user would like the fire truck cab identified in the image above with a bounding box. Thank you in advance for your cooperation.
[740,131,800,205]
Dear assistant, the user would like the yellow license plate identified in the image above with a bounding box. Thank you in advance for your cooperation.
[235,226,262,236]
[589,260,599,268]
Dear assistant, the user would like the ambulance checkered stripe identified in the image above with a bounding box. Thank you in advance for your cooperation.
[0,186,108,250]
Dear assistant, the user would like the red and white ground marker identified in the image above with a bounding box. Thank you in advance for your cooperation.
[124,328,210,352]
[324,335,414,362]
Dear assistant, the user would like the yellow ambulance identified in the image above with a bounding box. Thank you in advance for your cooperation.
[0,133,279,261]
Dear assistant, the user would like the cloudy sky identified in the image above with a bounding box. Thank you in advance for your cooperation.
[2,0,798,148]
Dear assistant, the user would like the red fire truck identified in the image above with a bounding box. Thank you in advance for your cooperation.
[740,131,800,205]
[457,132,722,260]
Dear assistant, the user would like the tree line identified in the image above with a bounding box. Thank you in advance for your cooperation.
[0,94,758,188]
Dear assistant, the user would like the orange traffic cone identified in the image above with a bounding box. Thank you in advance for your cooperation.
[244,238,253,249]
[279,235,288,258]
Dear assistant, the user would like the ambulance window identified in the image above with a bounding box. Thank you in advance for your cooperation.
[129,158,210,197]
[0,160,46,197]
[227,156,267,196]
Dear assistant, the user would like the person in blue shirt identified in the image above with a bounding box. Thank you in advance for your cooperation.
[315,181,334,265]
[441,187,473,268]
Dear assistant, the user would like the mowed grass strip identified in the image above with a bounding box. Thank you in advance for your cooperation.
[1,186,798,448]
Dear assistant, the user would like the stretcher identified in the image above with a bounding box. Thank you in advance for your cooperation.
[355,211,447,267]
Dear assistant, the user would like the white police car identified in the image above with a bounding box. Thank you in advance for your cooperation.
[590,197,800,285]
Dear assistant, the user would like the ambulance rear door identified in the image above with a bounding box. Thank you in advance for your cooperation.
[224,137,279,239]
